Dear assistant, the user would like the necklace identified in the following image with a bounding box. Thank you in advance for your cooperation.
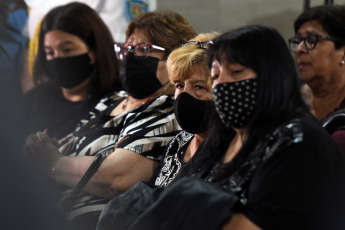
[121,97,152,111]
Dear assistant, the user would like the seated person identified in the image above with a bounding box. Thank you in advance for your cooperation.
[20,2,122,140]
[289,5,345,155]
[23,10,196,230]
[98,25,345,230]
[150,32,219,187]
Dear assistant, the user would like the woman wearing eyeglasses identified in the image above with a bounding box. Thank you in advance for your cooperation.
[97,25,345,230]
[289,5,345,154]
[24,10,195,230]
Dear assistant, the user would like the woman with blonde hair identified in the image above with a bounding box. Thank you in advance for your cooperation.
[151,32,219,187]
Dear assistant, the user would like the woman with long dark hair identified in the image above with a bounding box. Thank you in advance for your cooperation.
[100,25,345,230]
[21,2,122,139]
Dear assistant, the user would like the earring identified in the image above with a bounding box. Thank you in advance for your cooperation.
[341,60,345,65]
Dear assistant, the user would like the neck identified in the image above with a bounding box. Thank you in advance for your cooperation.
[182,131,208,163]
[62,88,89,102]
[312,86,345,120]
[223,129,246,163]
[125,95,151,111]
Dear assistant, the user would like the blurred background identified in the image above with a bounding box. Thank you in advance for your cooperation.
[157,0,345,41]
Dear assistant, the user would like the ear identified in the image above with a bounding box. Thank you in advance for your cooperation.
[89,51,97,64]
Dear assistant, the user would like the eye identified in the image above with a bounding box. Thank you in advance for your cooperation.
[62,48,73,53]
[231,69,243,74]
[195,85,205,90]
[46,51,54,56]
[175,83,184,89]
[45,49,54,59]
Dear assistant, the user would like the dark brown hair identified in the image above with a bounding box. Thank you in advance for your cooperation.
[126,10,196,58]
[294,5,345,49]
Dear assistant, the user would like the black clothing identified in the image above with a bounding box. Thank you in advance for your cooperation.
[192,117,345,230]
[21,83,98,140]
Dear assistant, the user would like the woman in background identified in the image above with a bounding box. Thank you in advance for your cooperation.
[289,5,345,154]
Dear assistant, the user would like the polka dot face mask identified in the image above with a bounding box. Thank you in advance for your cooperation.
[213,79,258,129]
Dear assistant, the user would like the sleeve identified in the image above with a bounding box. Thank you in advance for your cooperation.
[116,110,181,161]
[243,120,345,230]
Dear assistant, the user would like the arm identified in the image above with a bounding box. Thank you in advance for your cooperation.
[24,132,159,199]
[54,148,159,198]
[223,214,261,230]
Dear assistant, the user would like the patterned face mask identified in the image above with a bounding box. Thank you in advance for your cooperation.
[213,79,258,129]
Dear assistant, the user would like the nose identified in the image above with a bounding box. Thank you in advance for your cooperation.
[216,71,227,85]
[295,41,307,54]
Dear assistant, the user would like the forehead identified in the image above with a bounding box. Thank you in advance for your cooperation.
[44,30,85,45]
[183,65,209,82]
[126,28,151,44]
[297,20,327,35]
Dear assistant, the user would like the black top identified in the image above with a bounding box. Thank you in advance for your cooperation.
[20,83,98,140]
[191,117,345,230]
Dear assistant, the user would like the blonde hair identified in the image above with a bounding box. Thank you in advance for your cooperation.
[167,32,219,91]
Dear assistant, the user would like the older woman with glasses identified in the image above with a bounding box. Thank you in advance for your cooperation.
[24,10,195,230]
[289,5,345,154]
[98,24,345,230]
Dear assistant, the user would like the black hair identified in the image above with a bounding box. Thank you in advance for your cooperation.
[180,25,312,179]
[294,5,345,49]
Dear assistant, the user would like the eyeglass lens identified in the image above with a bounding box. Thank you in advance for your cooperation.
[289,35,319,52]
[114,44,152,60]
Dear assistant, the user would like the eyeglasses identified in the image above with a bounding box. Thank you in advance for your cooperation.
[288,34,336,52]
[114,43,165,60]
[181,41,213,49]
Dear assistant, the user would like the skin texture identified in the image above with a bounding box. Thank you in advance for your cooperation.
[44,30,96,102]
[295,20,345,120]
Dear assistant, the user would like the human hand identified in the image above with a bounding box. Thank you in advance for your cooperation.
[23,131,63,176]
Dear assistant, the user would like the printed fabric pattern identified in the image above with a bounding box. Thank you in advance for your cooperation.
[57,91,181,220]
[204,118,304,205]
[154,131,194,187]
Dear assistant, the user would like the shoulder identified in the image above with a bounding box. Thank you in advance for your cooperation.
[24,83,60,98]
[22,83,62,108]
[93,91,126,113]
[147,95,174,110]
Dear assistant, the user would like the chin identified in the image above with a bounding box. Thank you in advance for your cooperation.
[298,71,313,84]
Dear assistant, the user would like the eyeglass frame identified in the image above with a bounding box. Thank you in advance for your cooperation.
[181,41,213,49]
[288,33,336,52]
[114,43,166,60]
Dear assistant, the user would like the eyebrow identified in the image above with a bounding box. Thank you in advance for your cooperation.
[44,40,75,49]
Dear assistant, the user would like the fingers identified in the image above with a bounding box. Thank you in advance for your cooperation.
[35,131,54,143]
[52,138,59,147]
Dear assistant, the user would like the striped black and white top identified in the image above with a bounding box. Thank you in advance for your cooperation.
[58,92,181,220]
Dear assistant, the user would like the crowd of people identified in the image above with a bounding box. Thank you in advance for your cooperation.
[2,1,345,229]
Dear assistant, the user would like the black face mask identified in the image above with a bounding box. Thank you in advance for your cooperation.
[213,79,258,129]
[119,52,163,99]
[174,92,215,134]
[46,53,94,89]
